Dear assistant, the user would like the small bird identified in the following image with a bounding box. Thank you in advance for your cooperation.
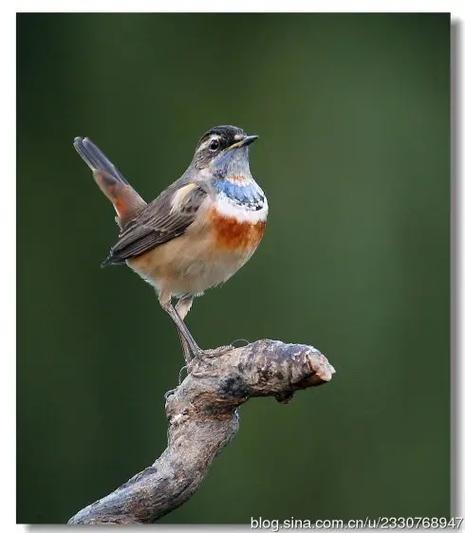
[74,125,268,362]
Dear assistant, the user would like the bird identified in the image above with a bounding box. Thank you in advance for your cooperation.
[73,125,268,362]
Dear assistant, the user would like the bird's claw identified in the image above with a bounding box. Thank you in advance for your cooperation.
[191,345,233,359]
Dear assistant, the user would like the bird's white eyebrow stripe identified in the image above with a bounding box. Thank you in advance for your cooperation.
[197,134,220,152]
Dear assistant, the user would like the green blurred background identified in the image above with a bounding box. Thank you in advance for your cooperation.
[17,13,450,524]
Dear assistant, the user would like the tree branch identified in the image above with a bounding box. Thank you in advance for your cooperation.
[68,339,335,525]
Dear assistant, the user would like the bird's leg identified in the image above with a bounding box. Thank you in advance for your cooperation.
[158,294,202,362]
[175,295,194,366]
[161,294,198,399]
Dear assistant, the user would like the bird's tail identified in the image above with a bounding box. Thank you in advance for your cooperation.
[73,137,147,228]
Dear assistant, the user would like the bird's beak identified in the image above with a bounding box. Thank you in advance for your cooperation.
[228,135,259,150]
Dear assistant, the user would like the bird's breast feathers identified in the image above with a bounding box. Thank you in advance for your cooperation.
[207,176,268,252]
[128,176,267,296]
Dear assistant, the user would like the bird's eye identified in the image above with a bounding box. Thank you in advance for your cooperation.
[209,139,220,151]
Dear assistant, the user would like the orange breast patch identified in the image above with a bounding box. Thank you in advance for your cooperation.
[209,208,266,251]
[227,175,248,184]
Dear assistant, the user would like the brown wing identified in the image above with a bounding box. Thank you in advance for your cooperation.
[102,182,207,266]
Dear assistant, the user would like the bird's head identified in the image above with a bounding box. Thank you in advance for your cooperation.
[191,125,258,179]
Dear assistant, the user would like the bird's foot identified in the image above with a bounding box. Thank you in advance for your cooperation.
[188,345,235,379]
[214,344,235,355]
[192,344,233,359]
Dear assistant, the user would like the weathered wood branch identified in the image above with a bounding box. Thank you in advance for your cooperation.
[68,339,335,525]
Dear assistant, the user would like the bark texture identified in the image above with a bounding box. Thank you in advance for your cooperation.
[68,339,335,525]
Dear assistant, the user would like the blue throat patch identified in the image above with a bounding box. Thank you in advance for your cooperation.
[213,178,265,211]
